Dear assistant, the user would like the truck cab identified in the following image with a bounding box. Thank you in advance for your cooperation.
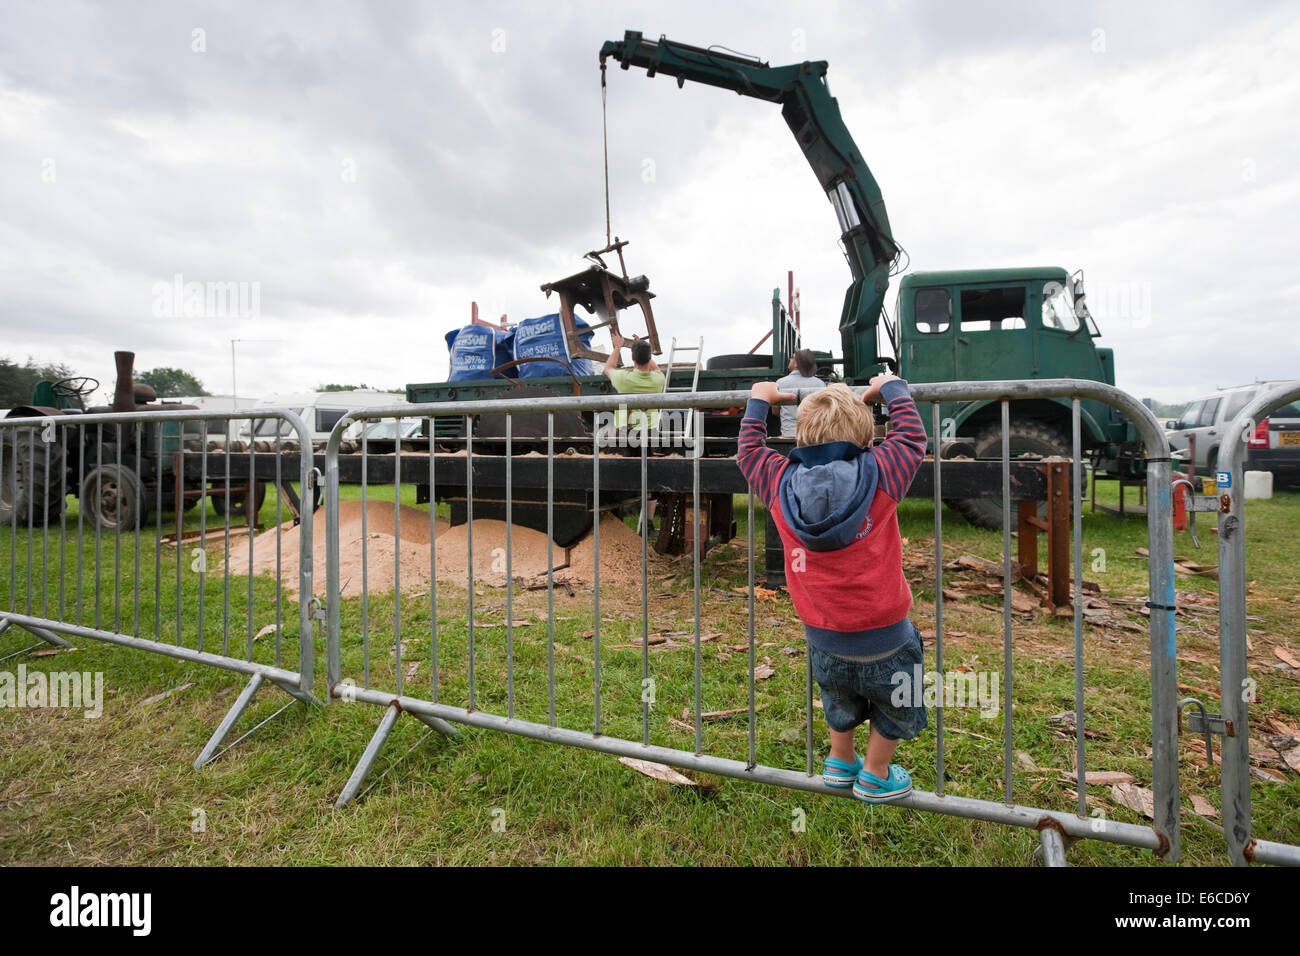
[892,267,1125,448]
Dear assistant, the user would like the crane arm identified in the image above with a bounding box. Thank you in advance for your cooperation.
[600,31,900,380]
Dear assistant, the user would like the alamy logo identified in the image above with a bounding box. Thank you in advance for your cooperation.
[890,664,999,718]
[49,886,151,936]
[0,666,103,718]
[151,273,260,319]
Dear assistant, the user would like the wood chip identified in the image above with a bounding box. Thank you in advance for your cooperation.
[1273,645,1300,669]
[754,664,776,680]
[1111,782,1156,819]
[1189,794,1218,818]
[140,683,195,707]
[253,624,276,642]
[30,647,76,657]
[404,661,420,680]
[618,757,705,787]
[1064,770,1135,786]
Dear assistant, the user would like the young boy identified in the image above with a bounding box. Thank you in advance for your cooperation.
[737,374,928,802]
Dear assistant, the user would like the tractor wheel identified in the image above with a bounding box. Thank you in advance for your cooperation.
[951,420,1070,530]
[79,463,143,532]
[0,426,66,527]
[211,481,268,520]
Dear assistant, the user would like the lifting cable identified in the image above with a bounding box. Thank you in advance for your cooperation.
[601,60,612,247]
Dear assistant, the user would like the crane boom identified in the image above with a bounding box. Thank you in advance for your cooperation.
[599,30,900,380]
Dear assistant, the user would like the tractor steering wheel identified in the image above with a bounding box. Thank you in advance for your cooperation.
[50,376,100,401]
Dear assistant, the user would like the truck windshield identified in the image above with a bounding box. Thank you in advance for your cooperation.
[1041,281,1081,332]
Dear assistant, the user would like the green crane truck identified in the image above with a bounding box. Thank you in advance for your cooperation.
[405,31,1143,535]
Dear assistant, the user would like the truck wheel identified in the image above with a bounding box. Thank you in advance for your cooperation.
[706,353,771,370]
[0,426,66,527]
[952,420,1070,530]
[211,481,268,520]
[79,463,142,531]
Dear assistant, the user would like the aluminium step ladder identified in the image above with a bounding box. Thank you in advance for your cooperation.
[661,335,704,443]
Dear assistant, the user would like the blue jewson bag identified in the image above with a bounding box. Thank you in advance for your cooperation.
[445,325,516,381]
[512,313,595,378]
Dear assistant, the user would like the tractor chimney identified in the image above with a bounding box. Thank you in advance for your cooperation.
[112,350,137,413]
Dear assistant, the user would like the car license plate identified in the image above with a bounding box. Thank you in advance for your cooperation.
[1280,433,1300,446]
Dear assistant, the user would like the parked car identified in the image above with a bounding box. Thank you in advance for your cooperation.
[1167,381,1300,485]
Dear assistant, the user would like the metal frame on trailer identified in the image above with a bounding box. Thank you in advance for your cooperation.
[323,379,1192,864]
[0,407,321,769]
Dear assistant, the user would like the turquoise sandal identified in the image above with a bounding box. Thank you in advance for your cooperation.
[822,755,863,789]
[853,764,913,803]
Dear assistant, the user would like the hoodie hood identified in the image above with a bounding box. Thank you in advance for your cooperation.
[777,441,878,551]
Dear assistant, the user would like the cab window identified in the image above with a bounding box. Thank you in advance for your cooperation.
[1198,398,1222,427]
[1177,401,1203,429]
[913,288,951,333]
[960,287,1026,332]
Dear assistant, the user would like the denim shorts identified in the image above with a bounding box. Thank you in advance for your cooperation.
[808,622,929,740]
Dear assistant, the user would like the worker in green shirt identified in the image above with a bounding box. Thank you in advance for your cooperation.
[603,332,665,431]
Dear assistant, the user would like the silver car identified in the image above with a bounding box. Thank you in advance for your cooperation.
[1167,381,1300,485]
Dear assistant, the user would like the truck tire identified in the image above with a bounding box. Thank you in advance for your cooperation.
[0,426,66,527]
[951,420,1070,530]
[706,353,771,370]
[79,463,143,532]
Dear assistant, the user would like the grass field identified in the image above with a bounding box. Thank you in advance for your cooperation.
[1,474,1297,866]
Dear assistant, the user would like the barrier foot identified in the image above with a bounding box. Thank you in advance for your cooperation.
[194,673,265,770]
[1036,827,1069,867]
[5,617,73,649]
[412,711,459,738]
[335,703,401,809]
[269,678,323,708]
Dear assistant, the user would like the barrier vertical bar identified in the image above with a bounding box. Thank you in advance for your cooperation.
[114,425,122,632]
[42,439,50,620]
[747,489,756,769]
[466,416,475,712]
[198,432,207,652]
[274,429,283,668]
[1147,459,1179,862]
[693,409,702,755]
[26,429,34,615]
[505,413,513,719]
[932,401,945,797]
[593,424,601,735]
[394,424,404,697]
[546,412,555,727]
[361,429,370,688]
[132,424,141,636]
[95,426,103,629]
[59,425,68,622]
[428,418,438,703]
[153,424,160,638]
[246,434,256,660]
[1071,399,1087,817]
[641,420,650,746]
[1001,399,1013,806]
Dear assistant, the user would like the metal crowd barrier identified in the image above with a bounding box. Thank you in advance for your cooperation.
[0,408,320,768]
[323,379,1199,864]
[1214,382,1300,867]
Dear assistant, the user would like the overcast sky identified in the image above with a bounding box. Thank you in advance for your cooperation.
[2,0,1296,406]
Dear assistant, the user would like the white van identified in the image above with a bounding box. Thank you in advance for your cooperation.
[162,394,257,445]
[241,390,408,444]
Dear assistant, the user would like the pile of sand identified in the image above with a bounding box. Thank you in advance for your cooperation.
[566,513,656,581]
[223,500,659,598]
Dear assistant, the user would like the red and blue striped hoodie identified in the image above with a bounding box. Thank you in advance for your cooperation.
[737,380,927,658]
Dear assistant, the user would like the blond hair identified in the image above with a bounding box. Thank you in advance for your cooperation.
[795,383,873,447]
